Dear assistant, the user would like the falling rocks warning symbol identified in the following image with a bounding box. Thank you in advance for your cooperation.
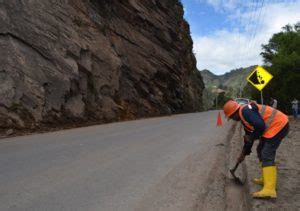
[247,66,273,91]
[249,70,264,85]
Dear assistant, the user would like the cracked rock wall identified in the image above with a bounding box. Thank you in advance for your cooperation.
[0,0,204,129]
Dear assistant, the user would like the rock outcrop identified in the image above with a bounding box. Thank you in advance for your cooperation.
[0,0,204,130]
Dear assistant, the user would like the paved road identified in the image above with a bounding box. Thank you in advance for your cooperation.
[0,111,231,211]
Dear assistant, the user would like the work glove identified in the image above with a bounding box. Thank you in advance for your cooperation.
[243,135,254,155]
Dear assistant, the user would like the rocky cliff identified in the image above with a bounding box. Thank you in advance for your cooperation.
[0,0,204,130]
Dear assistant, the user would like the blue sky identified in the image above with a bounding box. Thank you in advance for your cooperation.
[181,0,300,75]
[182,0,236,36]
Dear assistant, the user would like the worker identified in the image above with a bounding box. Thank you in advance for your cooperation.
[269,97,277,108]
[223,100,289,198]
[291,98,298,119]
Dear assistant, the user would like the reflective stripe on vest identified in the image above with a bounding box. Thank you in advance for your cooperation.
[260,105,266,116]
[239,104,254,132]
[239,104,288,138]
[264,108,277,130]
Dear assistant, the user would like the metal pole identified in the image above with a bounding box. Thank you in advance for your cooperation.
[239,83,242,97]
[216,93,218,109]
[261,90,264,105]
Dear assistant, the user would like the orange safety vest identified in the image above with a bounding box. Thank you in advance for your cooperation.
[239,104,288,138]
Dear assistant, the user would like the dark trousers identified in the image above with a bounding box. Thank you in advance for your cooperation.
[257,123,289,167]
[292,108,298,118]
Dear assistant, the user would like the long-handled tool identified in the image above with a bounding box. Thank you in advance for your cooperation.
[230,161,244,185]
[230,150,246,185]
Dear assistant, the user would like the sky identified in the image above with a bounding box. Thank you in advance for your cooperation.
[181,0,300,75]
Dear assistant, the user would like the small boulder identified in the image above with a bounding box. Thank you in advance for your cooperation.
[6,129,14,136]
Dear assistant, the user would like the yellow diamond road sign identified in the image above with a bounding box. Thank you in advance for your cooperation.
[247,66,273,91]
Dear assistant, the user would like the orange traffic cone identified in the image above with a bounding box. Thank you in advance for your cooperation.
[217,111,223,126]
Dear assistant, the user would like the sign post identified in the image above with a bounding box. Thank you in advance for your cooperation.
[247,66,273,105]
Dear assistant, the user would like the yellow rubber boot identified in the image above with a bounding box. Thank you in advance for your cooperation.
[252,166,277,198]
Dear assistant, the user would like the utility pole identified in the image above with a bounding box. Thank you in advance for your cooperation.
[239,83,242,97]
[216,93,218,109]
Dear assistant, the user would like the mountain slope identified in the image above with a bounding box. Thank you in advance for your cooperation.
[201,66,255,109]
[201,67,255,90]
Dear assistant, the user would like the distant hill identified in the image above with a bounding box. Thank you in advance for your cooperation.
[201,66,256,109]
[201,69,221,87]
[201,66,256,97]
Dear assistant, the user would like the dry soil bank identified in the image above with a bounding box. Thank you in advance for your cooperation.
[245,118,300,210]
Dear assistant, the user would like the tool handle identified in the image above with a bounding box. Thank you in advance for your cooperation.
[232,162,240,172]
[231,149,245,172]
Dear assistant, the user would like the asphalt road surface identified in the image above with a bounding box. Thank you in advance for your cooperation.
[0,111,232,211]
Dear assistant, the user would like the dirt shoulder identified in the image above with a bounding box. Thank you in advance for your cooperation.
[136,119,236,211]
[245,118,300,210]
[137,120,252,211]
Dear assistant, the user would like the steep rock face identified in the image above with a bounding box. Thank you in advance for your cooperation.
[0,0,204,129]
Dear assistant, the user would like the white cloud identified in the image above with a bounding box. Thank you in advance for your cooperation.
[203,0,239,12]
[193,1,300,74]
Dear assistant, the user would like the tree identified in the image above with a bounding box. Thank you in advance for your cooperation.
[251,22,300,113]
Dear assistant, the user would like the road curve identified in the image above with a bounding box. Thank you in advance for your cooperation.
[0,111,231,211]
